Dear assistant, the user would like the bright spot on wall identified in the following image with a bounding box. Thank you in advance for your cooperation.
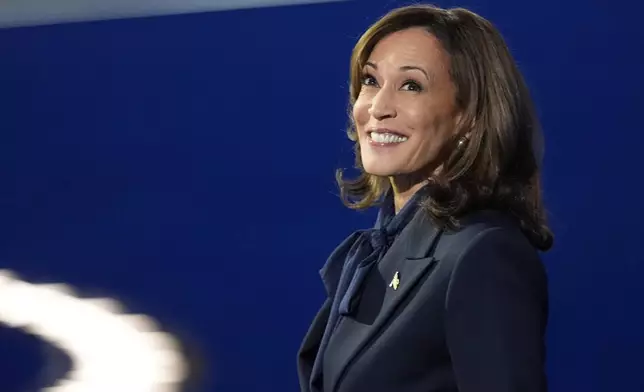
[0,270,187,392]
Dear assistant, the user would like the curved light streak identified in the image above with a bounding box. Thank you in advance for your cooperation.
[0,270,187,392]
[0,0,351,29]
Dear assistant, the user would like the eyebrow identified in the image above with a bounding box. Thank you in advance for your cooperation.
[365,61,432,82]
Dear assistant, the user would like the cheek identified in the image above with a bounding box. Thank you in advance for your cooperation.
[352,98,370,128]
[412,110,458,158]
[404,108,445,151]
[407,102,451,136]
[404,105,431,131]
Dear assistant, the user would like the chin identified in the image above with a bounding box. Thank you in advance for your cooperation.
[362,163,402,177]
[361,154,401,176]
[360,145,414,177]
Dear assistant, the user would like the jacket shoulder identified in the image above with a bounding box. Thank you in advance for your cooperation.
[436,210,538,263]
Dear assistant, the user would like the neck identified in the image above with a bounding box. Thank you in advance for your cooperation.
[390,176,428,213]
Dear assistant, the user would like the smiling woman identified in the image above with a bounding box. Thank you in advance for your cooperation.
[298,4,553,392]
[353,27,459,189]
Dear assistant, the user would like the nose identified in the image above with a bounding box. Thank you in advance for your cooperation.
[368,87,397,120]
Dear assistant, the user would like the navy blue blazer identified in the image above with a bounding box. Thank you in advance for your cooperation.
[297,209,548,392]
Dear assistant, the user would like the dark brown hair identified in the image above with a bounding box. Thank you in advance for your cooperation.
[336,4,553,251]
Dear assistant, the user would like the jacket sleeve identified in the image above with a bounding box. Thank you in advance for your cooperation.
[444,227,548,392]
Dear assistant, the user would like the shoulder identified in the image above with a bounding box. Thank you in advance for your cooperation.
[438,210,539,263]
[435,210,547,296]
[435,210,548,312]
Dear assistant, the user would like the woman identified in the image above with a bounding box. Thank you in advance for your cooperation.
[297,4,553,392]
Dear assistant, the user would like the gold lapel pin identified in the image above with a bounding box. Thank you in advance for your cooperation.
[389,271,400,290]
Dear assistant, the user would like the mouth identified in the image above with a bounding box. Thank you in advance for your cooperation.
[367,129,409,145]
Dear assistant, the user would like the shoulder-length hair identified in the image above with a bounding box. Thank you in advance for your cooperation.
[336,4,553,251]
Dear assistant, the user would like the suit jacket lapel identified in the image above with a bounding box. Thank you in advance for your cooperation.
[299,231,364,392]
[329,212,443,392]
[297,298,331,392]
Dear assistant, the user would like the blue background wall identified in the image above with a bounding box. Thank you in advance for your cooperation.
[1,0,643,391]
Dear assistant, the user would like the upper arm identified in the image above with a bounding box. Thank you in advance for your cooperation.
[444,227,548,392]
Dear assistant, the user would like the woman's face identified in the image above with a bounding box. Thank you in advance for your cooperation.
[353,27,461,179]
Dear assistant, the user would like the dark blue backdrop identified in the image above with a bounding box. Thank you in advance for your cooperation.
[1,1,643,391]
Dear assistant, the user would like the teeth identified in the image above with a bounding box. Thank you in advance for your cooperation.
[370,132,408,144]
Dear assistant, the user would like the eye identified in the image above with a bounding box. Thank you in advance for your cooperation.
[401,79,423,92]
[361,73,378,87]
